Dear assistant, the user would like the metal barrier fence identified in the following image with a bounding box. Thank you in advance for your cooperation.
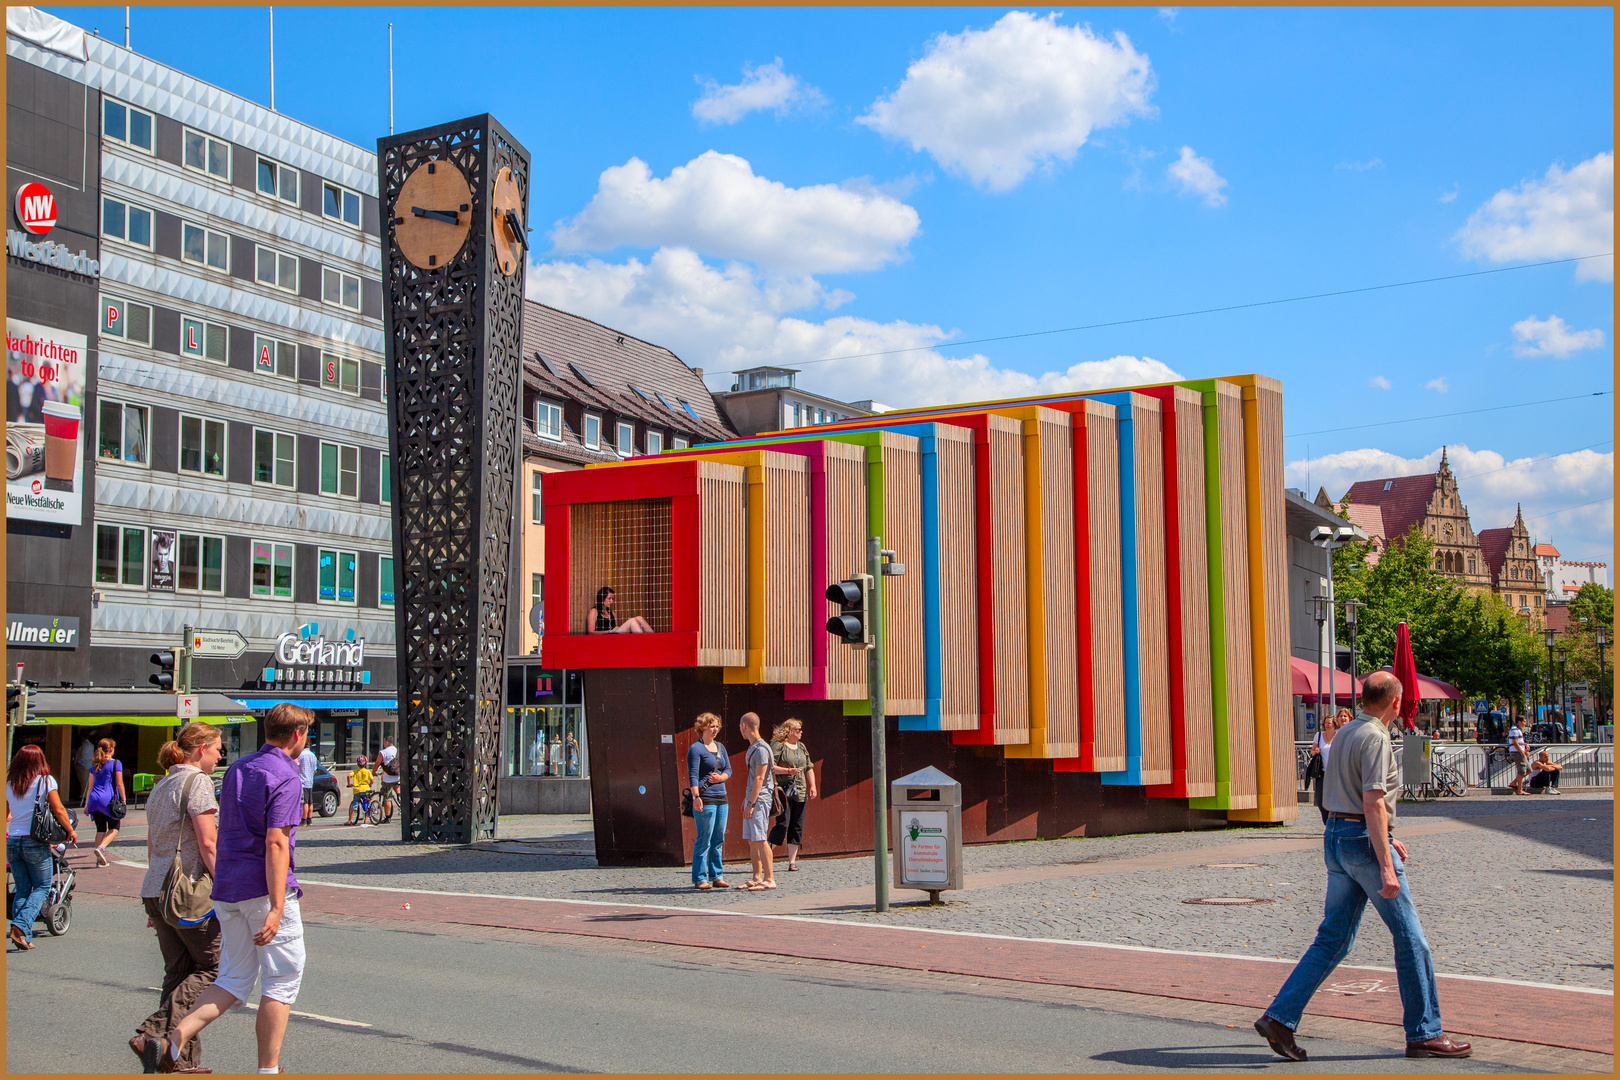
[1295,741,1613,794]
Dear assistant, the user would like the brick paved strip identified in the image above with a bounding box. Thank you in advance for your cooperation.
[81,862,1613,1055]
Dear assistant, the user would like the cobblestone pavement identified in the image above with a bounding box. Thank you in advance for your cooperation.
[106,792,1614,990]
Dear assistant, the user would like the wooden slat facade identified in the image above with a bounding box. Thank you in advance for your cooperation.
[821,441,871,700]
[1211,383,1258,810]
[932,425,980,730]
[876,432,926,717]
[757,452,812,683]
[1171,387,1217,799]
[1131,398,1172,787]
[1067,402,1125,773]
[696,462,747,668]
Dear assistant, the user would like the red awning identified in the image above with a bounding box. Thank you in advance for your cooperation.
[1288,656,1359,702]
[1371,664,1463,702]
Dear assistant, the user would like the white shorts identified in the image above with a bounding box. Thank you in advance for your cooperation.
[741,795,773,842]
[213,893,306,1005]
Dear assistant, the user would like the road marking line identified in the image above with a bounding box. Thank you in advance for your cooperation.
[237,1001,371,1028]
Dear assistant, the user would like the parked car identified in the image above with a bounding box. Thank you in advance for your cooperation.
[211,762,341,817]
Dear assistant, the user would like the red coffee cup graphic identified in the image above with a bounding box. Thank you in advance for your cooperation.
[41,400,80,491]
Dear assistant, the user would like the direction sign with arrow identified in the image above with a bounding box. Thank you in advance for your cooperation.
[190,628,249,660]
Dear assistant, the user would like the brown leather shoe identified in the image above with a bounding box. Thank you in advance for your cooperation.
[1407,1034,1472,1058]
[141,1036,178,1074]
[1254,1015,1308,1061]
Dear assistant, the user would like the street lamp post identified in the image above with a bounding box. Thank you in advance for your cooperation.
[1310,524,1363,718]
[1596,626,1608,740]
[1544,627,1557,733]
[1343,598,1363,714]
[1310,594,1331,735]
[1557,647,1568,742]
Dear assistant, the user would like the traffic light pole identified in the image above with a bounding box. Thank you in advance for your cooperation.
[866,536,889,914]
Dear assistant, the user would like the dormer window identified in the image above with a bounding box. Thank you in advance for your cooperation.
[535,400,562,441]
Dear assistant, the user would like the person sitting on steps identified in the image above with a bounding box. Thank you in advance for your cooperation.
[585,586,653,635]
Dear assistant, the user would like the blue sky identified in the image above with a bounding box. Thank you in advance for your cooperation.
[55,6,1615,562]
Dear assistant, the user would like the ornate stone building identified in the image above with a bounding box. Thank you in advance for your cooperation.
[1478,506,1545,616]
[1336,448,1493,590]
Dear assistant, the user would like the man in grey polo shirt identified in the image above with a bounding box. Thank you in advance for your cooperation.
[1254,671,1471,1062]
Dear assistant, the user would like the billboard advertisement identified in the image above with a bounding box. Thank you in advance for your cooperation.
[7,318,87,525]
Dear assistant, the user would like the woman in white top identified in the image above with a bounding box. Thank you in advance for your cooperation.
[1309,709,1352,825]
[6,744,77,950]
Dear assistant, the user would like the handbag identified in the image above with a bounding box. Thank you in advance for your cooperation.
[159,771,215,928]
[106,777,127,820]
[1305,753,1324,782]
[680,789,694,818]
[29,778,66,845]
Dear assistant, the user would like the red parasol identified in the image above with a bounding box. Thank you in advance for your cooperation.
[1391,621,1421,731]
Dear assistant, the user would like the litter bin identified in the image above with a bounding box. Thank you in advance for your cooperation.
[890,766,963,902]
[1401,731,1431,793]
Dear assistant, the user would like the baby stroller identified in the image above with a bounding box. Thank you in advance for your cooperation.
[6,815,78,937]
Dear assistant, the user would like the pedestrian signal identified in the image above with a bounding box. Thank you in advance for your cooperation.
[826,575,874,648]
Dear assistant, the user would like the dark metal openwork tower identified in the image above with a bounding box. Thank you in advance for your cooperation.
[379,116,529,843]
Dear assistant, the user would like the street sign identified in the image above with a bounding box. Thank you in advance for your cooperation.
[176,694,199,720]
[190,628,249,660]
[1473,699,1489,715]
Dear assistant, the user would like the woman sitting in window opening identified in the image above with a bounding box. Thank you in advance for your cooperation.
[586,586,653,635]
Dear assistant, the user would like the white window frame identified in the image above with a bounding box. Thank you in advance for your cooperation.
[181,220,231,273]
[175,531,227,595]
[646,430,663,455]
[322,180,363,228]
[379,555,396,608]
[531,469,544,524]
[178,413,227,479]
[319,440,360,499]
[253,428,297,489]
[250,539,295,600]
[100,293,152,347]
[321,267,361,312]
[320,352,361,395]
[255,244,300,293]
[102,99,155,154]
[583,414,601,450]
[97,399,150,467]
[671,435,689,450]
[257,155,299,205]
[94,522,147,589]
[317,547,359,606]
[253,334,298,380]
[182,127,231,181]
[180,316,228,363]
[535,399,563,441]
[101,196,153,249]
[615,421,635,456]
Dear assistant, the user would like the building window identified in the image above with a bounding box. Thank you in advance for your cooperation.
[102,99,154,152]
[616,421,635,455]
[257,156,299,204]
[253,429,296,487]
[583,414,601,450]
[646,430,663,455]
[182,128,231,180]
[254,334,297,379]
[319,441,359,498]
[101,295,152,346]
[380,454,391,505]
[95,524,146,587]
[379,555,396,607]
[318,548,357,604]
[321,353,360,394]
[322,182,362,227]
[181,221,230,272]
[535,400,562,441]
[251,540,294,599]
[179,415,226,477]
[531,470,544,524]
[176,532,225,593]
[531,573,543,612]
[180,317,227,363]
[1535,594,1542,608]
[97,401,149,465]
[255,245,299,292]
[102,196,152,248]
[1468,557,1477,575]
[671,435,689,450]
[322,267,361,311]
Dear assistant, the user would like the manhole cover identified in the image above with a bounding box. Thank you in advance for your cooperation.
[1204,862,1269,869]
[1183,896,1275,906]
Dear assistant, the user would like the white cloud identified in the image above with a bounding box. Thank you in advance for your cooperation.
[1167,146,1228,207]
[858,12,1155,192]
[1368,375,1392,390]
[549,152,920,276]
[1439,184,1458,204]
[1511,315,1607,359]
[1425,377,1450,393]
[527,246,1183,408]
[1335,157,1384,172]
[1289,444,1614,564]
[1456,151,1613,283]
[1157,8,1180,28]
[691,59,825,125]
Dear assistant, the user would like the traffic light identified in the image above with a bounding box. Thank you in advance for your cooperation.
[6,683,21,725]
[826,575,874,648]
[23,685,37,725]
[149,648,180,692]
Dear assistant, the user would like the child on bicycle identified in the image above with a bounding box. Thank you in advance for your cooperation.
[347,755,374,826]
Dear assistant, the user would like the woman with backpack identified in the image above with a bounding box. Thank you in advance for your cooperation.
[6,744,78,950]
[130,724,221,1073]
[86,737,127,866]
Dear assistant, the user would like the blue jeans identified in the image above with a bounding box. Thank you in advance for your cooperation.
[8,836,54,944]
[1264,819,1443,1042]
[691,801,728,884]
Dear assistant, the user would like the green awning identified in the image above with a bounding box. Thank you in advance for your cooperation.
[24,692,253,727]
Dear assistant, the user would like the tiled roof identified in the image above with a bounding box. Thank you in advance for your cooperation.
[1342,473,1438,543]
[1534,543,1560,558]
[1545,605,1570,635]
[1476,527,1513,585]
[1340,502,1387,542]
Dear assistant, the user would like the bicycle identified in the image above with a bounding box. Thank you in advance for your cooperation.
[349,790,385,827]
[1428,750,1468,798]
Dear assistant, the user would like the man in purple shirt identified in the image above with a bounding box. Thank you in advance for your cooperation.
[145,704,313,1075]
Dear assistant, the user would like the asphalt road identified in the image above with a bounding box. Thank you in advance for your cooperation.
[7,894,1533,1074]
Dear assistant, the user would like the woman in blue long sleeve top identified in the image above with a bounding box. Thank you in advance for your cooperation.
[687,712,732,889]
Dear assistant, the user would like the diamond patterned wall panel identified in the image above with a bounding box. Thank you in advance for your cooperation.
[380,116,529,844]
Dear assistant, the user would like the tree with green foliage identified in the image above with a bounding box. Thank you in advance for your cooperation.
[1559,583,1614,722]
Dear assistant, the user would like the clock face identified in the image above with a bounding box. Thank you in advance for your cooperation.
[391,160,472,270]
[1442,522,1454,539]
[490,166,524,276]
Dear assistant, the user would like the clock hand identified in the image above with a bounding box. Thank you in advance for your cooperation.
[411,206,459,225]
[503,209,527,249]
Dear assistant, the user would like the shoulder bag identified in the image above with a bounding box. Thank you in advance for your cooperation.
[29,778,67,845]
[159,771,215,928]
[106,766,127,820]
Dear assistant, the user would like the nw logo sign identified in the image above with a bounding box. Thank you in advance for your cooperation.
[14,183,56,235]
